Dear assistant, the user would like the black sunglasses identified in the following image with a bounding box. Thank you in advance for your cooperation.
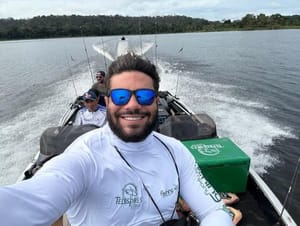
[84,99,96,103]
[108,88,156,106]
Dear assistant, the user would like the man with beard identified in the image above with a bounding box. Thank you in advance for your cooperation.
[92,70,106,107]
[0,53,233,226]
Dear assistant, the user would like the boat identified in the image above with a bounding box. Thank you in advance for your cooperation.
[20,91,296,226]
[92,36,154,61]
[19,37,297,226]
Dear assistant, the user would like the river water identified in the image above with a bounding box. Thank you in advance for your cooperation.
[0,30,299,223]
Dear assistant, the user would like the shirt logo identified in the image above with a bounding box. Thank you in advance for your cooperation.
[115,183,142,208]
[194,163,221,202]
[160,185,178,198]
[191,143,222,156]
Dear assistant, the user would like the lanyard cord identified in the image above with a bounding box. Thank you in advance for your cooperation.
[153,134,181,212]
[113,135,180,223]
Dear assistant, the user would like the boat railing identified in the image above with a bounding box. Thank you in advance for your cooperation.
[249,168,297,226]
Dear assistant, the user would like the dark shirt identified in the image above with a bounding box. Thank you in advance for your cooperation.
[91,82,106,107]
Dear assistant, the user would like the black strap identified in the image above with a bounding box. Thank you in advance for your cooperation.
[113,135,180,224]
[153,134,180,219]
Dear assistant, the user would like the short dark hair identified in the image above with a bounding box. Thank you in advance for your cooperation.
[106,53,160,92]
[96,71,105,77]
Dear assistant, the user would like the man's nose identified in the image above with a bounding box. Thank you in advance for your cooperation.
[125,94,141,107]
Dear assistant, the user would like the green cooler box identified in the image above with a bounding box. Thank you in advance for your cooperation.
[182,137,250,193]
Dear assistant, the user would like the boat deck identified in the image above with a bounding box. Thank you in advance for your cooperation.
[234,174,284,226]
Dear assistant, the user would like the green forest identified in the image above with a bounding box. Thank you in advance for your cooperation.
[1,13,300,40]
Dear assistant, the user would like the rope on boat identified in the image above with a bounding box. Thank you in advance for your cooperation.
[276,156,300,225]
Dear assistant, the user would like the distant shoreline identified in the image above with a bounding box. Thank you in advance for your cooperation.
[1,14,300,41]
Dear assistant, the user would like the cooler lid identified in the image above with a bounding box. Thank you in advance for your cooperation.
[182,137,250,166]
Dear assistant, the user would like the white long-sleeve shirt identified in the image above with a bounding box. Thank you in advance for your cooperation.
[73,105,106,127]
[0,125,233,226]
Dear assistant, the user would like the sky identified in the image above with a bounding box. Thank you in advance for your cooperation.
[0,0,300,21]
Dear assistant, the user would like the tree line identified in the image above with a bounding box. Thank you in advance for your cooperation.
[1,13,300,40]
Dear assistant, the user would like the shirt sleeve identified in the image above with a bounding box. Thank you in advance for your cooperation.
[0,140,95,226]
[175,142,233,226]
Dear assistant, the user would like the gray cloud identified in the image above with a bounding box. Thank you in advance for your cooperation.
[0,0,299,20]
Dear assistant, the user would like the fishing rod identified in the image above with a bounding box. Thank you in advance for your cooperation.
[80,26,94,84]
[68,55,78,97]
[154,34,158,67]
[101,37,108,71]
[174,46,184,97]
[276,156,300,225]
[139,21,143,56]
[154,19,158,66]
[59,51,83,126]
[63,47,78,97]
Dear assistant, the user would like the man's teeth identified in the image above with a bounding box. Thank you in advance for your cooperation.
[124,116,143,120]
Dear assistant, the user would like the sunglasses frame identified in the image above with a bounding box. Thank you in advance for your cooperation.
[108,88,157,106]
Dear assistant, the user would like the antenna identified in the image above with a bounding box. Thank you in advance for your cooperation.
[80,26,94,83]
[276,156,300,225]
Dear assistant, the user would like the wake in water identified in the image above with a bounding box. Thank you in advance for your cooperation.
[1,36,296,183]
[0,64,94,185]
[157,59,296,175]
[0,36,155,186]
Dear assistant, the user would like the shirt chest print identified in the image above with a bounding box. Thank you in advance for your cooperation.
[115,183,142,208]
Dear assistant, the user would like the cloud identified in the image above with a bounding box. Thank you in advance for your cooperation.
[0,0,300,20]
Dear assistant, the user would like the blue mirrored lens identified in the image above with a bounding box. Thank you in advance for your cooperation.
[111,89,131,105]
[110,89,156,106]
[135,89,156,105]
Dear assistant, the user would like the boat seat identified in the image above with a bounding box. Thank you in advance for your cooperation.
[24,124,99,179]
[40,124,99,155]
[158,114,216,141]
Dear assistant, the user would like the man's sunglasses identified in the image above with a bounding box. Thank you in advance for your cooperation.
[84,99,96,103]
[108,88,156,106]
